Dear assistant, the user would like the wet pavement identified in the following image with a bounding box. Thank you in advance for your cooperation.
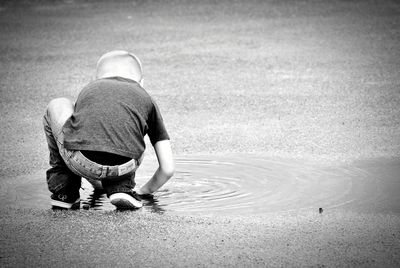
[5,155,400,215]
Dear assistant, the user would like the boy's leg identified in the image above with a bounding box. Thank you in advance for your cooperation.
[102,173,143,209]
[43,98,81,208]
[101,173,136,196]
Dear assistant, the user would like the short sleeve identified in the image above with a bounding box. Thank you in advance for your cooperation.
[147,100,170,145]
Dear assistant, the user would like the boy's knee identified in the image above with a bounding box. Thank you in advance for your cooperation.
[46,97,74,123]
[47,98,73,110]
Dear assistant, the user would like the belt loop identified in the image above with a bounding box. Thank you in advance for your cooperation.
[99,166,108,179]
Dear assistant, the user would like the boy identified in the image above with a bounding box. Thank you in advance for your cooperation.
[43,50,174,209]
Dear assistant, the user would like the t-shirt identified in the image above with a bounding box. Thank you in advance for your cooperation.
[62,77,170,159]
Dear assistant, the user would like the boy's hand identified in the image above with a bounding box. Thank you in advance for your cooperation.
[136,188,145,195]
[136,188,154,200]
[139,140,174,194]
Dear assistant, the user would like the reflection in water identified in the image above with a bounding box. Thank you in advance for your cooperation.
[139,195,166,214]
[80,182,166,214]
[81,189,107,210]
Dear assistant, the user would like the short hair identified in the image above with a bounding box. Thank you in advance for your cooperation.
[96,50,143,81]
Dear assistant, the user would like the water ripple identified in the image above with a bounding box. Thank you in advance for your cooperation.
[8,155,400,215]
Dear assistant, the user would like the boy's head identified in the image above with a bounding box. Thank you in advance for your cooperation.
[96,50,143,86]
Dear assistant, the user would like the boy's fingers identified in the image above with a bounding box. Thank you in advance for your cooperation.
[138,193,154,200]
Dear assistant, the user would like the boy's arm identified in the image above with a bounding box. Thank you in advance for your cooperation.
[138,140,174,195]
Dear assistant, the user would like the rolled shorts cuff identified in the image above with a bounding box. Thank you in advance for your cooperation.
[106,187,134,197]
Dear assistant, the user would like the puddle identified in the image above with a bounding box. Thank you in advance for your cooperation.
[4,155,400,215]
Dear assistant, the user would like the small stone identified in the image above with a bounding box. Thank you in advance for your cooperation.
[319,208,323,214]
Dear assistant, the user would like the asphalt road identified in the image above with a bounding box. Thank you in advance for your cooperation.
[0,0,399,267]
